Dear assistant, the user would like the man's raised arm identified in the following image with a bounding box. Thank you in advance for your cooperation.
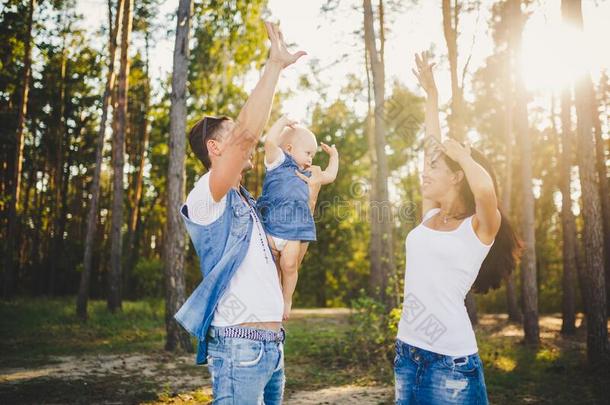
[209,22,306,201]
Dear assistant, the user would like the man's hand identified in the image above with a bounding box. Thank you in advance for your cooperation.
[210,21,306,202]
[265,22,307,69]
[283,299,292,321]
[295,165,324,187]
[295,165,323,212]
[412,51,437,97]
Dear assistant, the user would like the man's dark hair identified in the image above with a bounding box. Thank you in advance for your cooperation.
[188,116,232,170]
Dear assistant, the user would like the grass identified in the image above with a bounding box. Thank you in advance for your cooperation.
[0,298,608,404]
[0,297,167,368]
[476,323,607,404]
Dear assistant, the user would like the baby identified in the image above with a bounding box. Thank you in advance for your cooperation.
[257,116,339,320]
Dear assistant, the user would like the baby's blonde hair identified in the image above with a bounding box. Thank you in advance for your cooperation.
[280,126,316,149]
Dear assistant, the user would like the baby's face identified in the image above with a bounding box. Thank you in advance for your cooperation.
[284,128,318,170]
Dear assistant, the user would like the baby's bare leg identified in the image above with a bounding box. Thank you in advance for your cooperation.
[298,242,309,266]
[279,240,301,321]
[267,235,282,281]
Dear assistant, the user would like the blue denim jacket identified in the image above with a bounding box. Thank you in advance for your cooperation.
[174,185,257,365]
[256,152,316,241]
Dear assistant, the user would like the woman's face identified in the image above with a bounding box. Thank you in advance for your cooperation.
[421,151,461,201]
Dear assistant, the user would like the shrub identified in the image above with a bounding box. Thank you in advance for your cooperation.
[132,258,164,298]
[338,291,401,379]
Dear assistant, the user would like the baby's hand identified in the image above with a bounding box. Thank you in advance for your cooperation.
[320,142,338,158]
[276,115,298,129]
[265,116,299,161]
[320,142,339,184]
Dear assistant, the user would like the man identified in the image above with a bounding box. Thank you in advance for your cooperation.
[174,22,321,403]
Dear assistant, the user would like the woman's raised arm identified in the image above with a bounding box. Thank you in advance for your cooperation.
[412,51,442,215]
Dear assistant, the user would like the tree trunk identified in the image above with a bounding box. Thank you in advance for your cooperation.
[126,27,152,291]
[502,18,523,323]
[77,0,125,320]
[364,19,380,304]
[52,130,74,294]
[574,232,588,332]
[19,160,35,271]
[3,0,36,299]
[513,0,539,345]
[32,162,47,295]
[559,88,578,335]
[502,112,520,324]
[363,0,395,306]
[48,30,68,296]
[591,92,610,314]
[442,0,465,142]
[164,0,194,353]
[108,0,133,312]
[563,0,609,367]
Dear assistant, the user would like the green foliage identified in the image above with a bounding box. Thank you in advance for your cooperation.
[188,0,268,117]
[345,294,400,367]
[132,258,164,298]
[296,81,371,307]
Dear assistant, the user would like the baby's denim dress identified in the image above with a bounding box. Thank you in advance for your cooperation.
[256,151,316,242]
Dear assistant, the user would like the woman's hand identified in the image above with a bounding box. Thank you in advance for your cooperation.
[441,138,471,165]
[412,51,438,97]
[265,22,307,69]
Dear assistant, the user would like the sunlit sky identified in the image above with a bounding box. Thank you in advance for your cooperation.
[75,0,610,126]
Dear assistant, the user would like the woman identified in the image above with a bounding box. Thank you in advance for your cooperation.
[393,51,521,404]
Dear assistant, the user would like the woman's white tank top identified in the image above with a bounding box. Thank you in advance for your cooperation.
[396,208,494,356]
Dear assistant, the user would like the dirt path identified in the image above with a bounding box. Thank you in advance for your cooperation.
[0,352,209,390]
[0,352,391,404]
[0,308,389,404]
[286,385,392,404]
[1,310,599,404]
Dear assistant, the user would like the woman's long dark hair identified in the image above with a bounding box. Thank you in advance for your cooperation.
[443,148,523,293]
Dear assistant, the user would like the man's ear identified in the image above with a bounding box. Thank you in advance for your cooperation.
[207,139,220,157]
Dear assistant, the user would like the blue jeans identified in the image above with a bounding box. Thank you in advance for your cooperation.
[394,339,489,404]
[206,327,285,404]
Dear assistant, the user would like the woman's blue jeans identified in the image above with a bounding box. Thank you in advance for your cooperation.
[394,339,489,404]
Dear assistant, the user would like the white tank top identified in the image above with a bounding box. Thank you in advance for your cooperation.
[396,208,494,356]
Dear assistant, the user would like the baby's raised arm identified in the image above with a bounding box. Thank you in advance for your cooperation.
[319,142,339,185]
[264,115,297,165]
